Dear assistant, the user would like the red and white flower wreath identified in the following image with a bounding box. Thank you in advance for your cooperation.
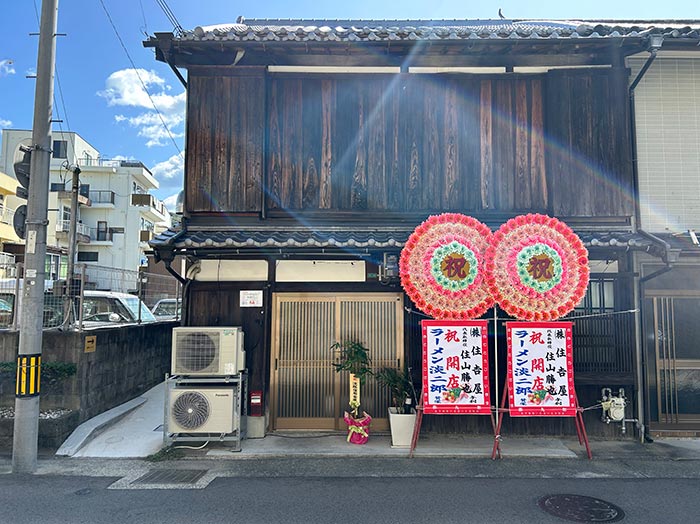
[400,213,494,319]
[485,213,589,321]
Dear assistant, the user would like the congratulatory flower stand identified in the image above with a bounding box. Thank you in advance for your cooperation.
[331,340,373,445]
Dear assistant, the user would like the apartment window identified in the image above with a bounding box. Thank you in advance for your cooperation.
[45,253,63,280]
[77,252,99,262]
[140,218,154,232]
[52,140,68,159]
[96,221,108,241]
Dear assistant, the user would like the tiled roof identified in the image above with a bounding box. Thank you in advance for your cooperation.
[183,19,700,43]
[150,227,667,257]
[654,232,700,254]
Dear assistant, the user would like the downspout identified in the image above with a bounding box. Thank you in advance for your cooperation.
[160,252,188,327]
[628,34,664,443]
[164,257,186,285]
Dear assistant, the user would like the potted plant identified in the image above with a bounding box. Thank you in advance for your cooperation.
[331,340,373,445]
[376,366,418,448]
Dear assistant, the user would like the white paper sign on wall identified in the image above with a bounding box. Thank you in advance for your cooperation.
[240,290,263,307]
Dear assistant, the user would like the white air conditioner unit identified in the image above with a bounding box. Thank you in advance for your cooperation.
[172,327,245,376]
[168,387,237,434]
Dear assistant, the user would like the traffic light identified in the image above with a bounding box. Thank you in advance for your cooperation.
[13,144,31,239]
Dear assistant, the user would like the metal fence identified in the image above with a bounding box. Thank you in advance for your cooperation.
[0,262,181,331]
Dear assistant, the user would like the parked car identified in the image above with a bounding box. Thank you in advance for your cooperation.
[0,297,13,327]
[81,291,157,327]
[0,285,155,328]
[0,287,64,328]
[150,298,181,320]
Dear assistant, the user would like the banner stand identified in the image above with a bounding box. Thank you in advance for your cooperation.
[411,320,495,457]
[408,393,423,458]
[409,390,498,458]
[491,382,592,460]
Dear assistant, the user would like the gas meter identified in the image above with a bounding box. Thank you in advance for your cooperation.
[601,387,626,423]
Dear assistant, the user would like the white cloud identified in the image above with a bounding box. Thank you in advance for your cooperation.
[0,59,15,76]
[98,68,185,148]
[163,192,180,212]
[151,151,184,180]
[0,118,12,128]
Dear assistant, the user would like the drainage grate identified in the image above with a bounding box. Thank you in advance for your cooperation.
[538,494,625,522]
[131,469,207,485]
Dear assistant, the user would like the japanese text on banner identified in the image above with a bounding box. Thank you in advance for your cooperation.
[507,322,575,417]
[422,320,490,414]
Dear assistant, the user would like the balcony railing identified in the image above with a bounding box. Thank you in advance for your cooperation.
[0,206,16,226]
[131,193,167,218]
[56,220,91,237]
[78,157,153,176]
[0,252,15,266]
[88,190,116,205]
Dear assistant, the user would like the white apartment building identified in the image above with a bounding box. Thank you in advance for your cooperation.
[0,129,170,279]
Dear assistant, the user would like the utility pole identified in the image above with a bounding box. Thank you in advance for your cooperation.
[12,0,59,474]
[63,162,80,321]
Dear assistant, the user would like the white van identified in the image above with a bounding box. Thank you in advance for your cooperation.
[0,283,155,328]
[80,290,156,326]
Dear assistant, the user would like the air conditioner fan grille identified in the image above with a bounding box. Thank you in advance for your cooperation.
[175,332,219,373]
[172,391,210,430]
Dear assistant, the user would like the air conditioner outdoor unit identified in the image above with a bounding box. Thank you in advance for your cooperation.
[168,387,237,434]
[172,327,245,376]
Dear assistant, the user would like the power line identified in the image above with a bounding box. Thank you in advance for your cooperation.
[155,0,184,37]
[98,0,182,156]
[138,0,149,37]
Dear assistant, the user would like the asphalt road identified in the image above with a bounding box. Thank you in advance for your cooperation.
[2,474,699,524]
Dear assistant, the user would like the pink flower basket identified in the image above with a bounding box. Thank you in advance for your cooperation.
[344,411,372,445]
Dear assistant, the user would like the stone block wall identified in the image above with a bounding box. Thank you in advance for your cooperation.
[0,322,174,448]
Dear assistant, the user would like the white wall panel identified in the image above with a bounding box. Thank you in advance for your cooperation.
[630,58,700,233]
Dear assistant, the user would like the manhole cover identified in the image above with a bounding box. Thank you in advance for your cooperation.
[132,469,207,485]
[538,494,625,522]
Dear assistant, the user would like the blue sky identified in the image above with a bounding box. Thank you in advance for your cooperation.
[0,1,697,208]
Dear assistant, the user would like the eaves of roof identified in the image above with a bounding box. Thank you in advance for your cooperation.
[150,227,668,259]
[175,19,700,43]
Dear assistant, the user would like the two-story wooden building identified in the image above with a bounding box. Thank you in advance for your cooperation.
[146,19,700,437]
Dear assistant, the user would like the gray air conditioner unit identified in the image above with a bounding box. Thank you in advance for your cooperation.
[168,387,237,434]
[171,327,245,376]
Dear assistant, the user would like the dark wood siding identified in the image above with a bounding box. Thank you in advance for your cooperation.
[186,281,271,394]
[186,67,265,213]
[545,68,634,217]
[268,75,401,211]
[185,68,632,218]
[267,74,549,214]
